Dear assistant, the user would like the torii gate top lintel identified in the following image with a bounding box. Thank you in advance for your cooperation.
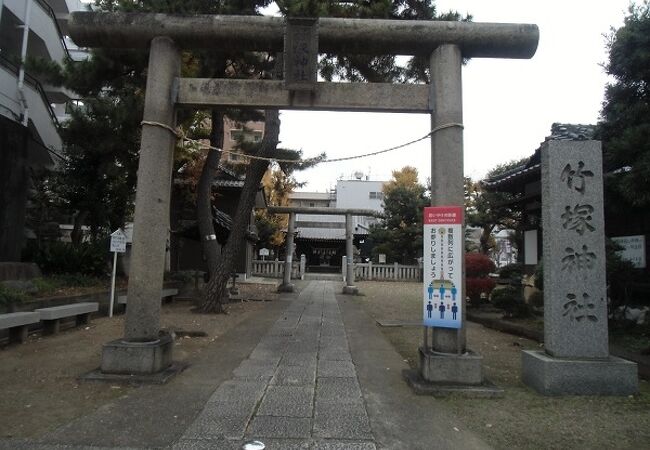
[68,12,538,60]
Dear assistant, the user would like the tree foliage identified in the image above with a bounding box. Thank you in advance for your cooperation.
[599,1,650,208]
[369,166,429,264]
[465,158,526,255]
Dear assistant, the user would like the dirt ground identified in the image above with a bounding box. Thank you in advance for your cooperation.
[0,283,277,439]
[356,281,650,450]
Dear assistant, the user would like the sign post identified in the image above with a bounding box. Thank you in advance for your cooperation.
[423,206,463,330]
[109,229,127,318]
[259,248,270,261]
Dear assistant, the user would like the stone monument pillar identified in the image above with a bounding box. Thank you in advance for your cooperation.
[342,213,358,295]
[522,140,638,395]
[419,44,483,386]
[278,212,295,292]
[100,37,181,376]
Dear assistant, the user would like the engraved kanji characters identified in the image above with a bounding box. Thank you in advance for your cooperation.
[561,245,597,271]
[561,161,594,194]
[561,204,595,235]
[562,293,598,322]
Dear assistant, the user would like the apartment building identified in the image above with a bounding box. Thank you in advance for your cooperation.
[0,0,88,261]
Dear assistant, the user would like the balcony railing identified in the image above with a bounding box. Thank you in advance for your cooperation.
[0,53,61,130]
[33,0,77,62]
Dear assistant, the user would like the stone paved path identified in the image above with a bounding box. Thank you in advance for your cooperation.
[175,281,375,450]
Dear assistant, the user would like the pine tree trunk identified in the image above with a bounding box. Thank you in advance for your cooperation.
[197,110,225,275]
[200,109,280,313]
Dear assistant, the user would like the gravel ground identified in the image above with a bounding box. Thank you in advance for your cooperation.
[0,284,276,439]
[356,281,650,450]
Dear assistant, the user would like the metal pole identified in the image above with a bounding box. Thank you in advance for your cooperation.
[17,0,32,126]
[109,251,117,318]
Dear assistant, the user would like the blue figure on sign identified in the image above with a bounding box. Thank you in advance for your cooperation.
[439,283,446,300]
[451,284,457,301]
[427,282,434,300]
[452,302,458,320]
[427,301,433,318]
[439,302,446,319]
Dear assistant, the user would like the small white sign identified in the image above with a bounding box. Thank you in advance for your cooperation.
[612,235,646,268]
[378,254,386,264]
[259,248,270,257]
[110,229,127,253]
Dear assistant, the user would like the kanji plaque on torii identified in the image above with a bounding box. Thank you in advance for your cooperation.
[283,17,318,91]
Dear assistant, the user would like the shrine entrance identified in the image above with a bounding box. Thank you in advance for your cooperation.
[68,11,538,381]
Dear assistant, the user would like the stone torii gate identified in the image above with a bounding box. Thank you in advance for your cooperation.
[68,12,538,382]
[267,206,378,294]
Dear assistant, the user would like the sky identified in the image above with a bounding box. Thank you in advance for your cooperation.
[269,0,633,192]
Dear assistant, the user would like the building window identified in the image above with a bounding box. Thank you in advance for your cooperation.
[309,202,315,207]
[231,129,263,143]
[369,192,384,200]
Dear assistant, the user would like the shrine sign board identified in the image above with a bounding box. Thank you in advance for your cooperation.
[422,206,463,329]
[611,235,646,269]
[110,229,127,253]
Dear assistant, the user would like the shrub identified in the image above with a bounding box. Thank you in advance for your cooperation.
[23,241,108,277]
[466,277,496,304]
[0,284,28,311]
[465,253,496,277]
[498,263,524,281]
[491,286,533,318]
[466,253,497,304]
[31,274,102,296]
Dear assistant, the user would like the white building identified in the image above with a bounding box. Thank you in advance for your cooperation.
[0,0,88,261]
[287,173,386,271]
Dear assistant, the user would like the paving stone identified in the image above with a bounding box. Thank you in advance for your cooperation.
[207,379,267,404]
[271,365,316,386]
[317,360,356,378]
[202,399,258,417]
[182,414,249,440]
[282,352,318,367]
[257,385,314,417]
[246,439,311,450]
[319,350,352,362]
[313,409,373,440]
[315,401,367,417]
[249,348,283,363]
[313,441,376,450]
[316,377,362,403]
[233,359,278,378]
[246,416,311,439]
[173,438,240,449]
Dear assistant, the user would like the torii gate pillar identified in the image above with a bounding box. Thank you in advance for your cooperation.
[99,37,181,377]
[419,44,483,386]
[278,212,296,292]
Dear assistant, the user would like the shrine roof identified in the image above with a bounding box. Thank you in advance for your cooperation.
[482,123,596,192]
